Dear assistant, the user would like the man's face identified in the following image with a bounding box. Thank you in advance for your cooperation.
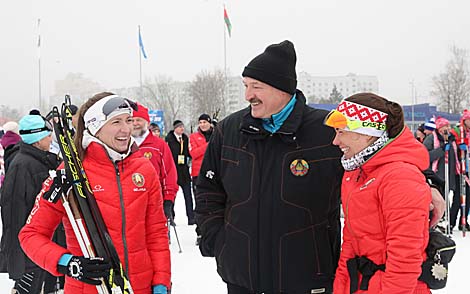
[72,114,79,129]
[199,120,211,132]
[33,133,53,151]
[243,77,292,119]
[437,124,451,136]
[132,117,148,137]
[174,125,184,135]
[151,127,160,137]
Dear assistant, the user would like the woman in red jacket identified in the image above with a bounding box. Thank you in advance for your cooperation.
[19,92,171,294]
[325,93,431,294]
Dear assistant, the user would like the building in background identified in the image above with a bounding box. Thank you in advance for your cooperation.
[311,102,460,131]
[225,76,246,115]
[298,72,379,103]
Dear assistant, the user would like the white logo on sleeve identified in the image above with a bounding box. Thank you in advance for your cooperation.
[206,170,215,179]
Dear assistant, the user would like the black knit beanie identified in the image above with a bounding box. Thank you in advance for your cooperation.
[198,113,211,123]
[242,40,297,94]
[173,120,184,129]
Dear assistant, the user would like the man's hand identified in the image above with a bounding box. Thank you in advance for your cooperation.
[163,200,174,220]
[429,187,445,228]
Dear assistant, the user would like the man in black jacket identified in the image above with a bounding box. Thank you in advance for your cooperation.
[194,40,343,294]
[0,114,60,294]
[166,120,194,225]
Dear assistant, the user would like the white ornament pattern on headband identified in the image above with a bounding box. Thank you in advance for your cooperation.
[338,100,388,123]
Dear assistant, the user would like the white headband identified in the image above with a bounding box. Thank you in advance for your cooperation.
[84,95,134,136]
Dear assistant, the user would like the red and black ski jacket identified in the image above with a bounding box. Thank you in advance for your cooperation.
[19,142,171,294]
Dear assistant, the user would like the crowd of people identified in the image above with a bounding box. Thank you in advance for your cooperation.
[416,114,470,233]
[0,39,461,294]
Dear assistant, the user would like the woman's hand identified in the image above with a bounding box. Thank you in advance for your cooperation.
[429,187,445,228]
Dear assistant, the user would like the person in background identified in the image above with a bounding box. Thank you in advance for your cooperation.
[0,121,21,173]
[132,102,179,222]
[325,93,431,294]
[150,122,161,137]
[69,104,79,129]
[423,116,436,136]
[19,92,171,294]
[166,120,194,225]
[189,113,214,244]
[449,110,470,231]
[0,115,59,294]
[415,123,426,143]
[423,117,460,233]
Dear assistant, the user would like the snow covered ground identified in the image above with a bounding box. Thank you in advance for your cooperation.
[0,189,468,293]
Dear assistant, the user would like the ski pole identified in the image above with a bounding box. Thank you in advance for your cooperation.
[170,218,183,253]
[444,134,451,237]
[167,218,172,245]
[459,126,467,237]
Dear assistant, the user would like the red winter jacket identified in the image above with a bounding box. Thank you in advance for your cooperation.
[19,142,171,294]
[189,129,209,177]
[333,128,431,294]
[138,132,179,202]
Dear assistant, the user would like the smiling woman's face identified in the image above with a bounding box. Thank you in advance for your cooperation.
[96,113,133,153]
[332,128,374,159]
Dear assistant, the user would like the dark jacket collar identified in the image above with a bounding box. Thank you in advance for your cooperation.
[240,90,306,140]
[18,141,59,169]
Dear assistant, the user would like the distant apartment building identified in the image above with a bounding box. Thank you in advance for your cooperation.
[225,76,247,115]
[297,72,379,103]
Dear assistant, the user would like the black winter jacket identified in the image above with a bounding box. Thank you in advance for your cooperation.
[0,141,59,279]
[166,131,192,186]
[195,91,343,293]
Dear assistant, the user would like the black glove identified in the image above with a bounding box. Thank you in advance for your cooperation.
[57,255,111,285]
[163,200,174,220]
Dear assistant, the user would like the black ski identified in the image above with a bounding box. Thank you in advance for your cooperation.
[50,96,133,294]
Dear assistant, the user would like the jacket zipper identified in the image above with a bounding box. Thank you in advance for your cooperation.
[114,162,130,276]
[435,246,457,261]
[345,169,363,239]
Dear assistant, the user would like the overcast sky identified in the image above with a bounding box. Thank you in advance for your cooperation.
[1,0,469,111]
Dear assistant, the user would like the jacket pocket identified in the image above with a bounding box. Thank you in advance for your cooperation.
[279,224,334,292]
[216,223,253,290]
[220,146,255,204]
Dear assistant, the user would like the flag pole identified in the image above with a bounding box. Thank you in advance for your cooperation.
[138,25,143,98]
[37,18,42,111]
[223,4,228,111]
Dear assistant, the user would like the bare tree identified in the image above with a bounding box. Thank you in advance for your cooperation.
[187,69,227,122]
[0,105,21,124]
[141,75,188,132]
[432,46,470,113]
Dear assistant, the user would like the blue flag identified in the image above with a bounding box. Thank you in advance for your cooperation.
[139,28,147,59]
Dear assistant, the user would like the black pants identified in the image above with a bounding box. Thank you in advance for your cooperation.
[14,269,47,294]
[180,182,195,223]
[227,283,332,294]
[450,175,470,227]
[192,176,201,235]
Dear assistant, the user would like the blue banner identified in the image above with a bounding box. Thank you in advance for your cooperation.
[148,109,164,134]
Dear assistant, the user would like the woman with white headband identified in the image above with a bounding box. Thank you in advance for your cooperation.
[324,93,431,293]
[19,92,171,294]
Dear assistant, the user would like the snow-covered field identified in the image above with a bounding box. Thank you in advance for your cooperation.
[1,189,468,293]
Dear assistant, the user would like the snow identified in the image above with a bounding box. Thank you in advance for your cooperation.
[0,190,468,293]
